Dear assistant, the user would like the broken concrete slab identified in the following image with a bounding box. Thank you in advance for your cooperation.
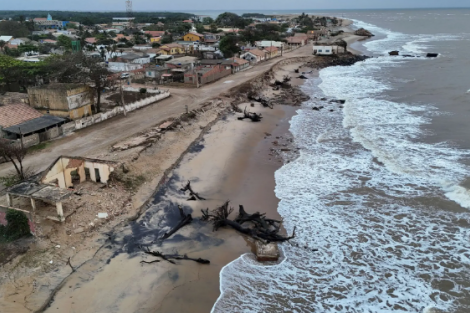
[73,227,84,234]
[255,241,280,262]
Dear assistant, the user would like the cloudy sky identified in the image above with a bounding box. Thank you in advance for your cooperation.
[3,0,468,11]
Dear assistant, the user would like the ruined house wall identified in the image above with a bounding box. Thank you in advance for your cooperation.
[28,86,94,120]
[41,157,115,188]
[42,157,68,188]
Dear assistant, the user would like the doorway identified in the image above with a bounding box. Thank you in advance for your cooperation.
[94,168,101,183]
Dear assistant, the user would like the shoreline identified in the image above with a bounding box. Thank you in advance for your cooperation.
[0,24,369,313]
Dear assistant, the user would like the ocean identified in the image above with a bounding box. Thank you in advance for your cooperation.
[212,8,470,313]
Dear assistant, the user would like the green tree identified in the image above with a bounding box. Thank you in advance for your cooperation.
[210,24,218,33]
[202,17,214,25]
[0,209,31,241]
[219,34,240,57]
[215,12,250,28]
[195,24,205,34]
[0,21,30,38]
[160,33,173,44]
[57,34,73,49]
[0,40,6,53]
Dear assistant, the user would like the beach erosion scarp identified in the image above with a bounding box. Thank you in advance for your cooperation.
[0,34,369,313]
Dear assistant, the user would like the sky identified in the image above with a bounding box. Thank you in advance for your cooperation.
[2,0,469,11]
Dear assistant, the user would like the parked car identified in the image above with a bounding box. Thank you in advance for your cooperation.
[120,73,130,79]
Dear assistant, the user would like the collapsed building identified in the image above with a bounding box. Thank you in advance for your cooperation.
[5,156,116,224]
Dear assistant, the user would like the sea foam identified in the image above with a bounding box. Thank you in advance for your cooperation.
[212,18,470,313]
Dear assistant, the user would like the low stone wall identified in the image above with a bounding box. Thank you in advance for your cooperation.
[123,87,162,94]
[72,91,171,131]
[22,133,40,148]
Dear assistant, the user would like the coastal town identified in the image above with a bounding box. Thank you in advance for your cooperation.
[0,6,373,313]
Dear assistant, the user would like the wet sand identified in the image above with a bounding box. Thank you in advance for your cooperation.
[43,102,300,313]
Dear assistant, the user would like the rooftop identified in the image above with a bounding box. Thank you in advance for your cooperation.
[166,56,198,65]
[4,115,65,135]
[0,103,43,129]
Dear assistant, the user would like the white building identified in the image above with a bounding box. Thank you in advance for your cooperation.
[108,62,143,73]
[0,35,13,43]
[255,41,284,48]
[313,46,334,56]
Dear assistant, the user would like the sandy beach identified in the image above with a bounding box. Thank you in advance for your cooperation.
[0,20,368,313]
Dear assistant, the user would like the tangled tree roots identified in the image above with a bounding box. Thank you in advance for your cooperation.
[181,180,206,201]
[237,107,263,122]
[160,205,193,240]
[201,201,295,243]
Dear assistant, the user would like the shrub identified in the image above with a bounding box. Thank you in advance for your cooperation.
[3,210,31,241]
[139,88,147,94]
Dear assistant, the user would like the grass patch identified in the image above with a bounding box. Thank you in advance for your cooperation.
[28,142,50,153]
[0,174,22,187]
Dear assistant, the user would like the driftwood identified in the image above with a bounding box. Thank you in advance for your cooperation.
[238,107,263,122]
[248,95,273,109]
[181,180,206,200]
[140,246,210,265]
[160,205,193,240]
[201,201,296,243]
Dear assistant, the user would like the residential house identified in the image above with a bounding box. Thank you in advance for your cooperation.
[183,19,193,23]
[0,102,64,146]
[85,37,97,45]
[286,36,307,46]
[10,38,30,46]
[183,32,204,42]
[233,57,250,71]
[240,49,268,63]
[158,43,185,55]
[184,65,232,86]
[199,59,245,74]
[203,33,220,45]
[0,36,13,44]
[40,39,58,44]
[165,56,200,75]
[144,31,166,37]
[313,46,334,56]
[27,84,94,120]
[150,37,161,43]
[117,53,151,64]
[256,40,284,49]
[264,46,279,59]
[108,62,143,73]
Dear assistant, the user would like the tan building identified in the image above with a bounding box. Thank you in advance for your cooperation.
[28,84,94,120]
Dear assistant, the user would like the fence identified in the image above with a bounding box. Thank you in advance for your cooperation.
[73,91,171,131]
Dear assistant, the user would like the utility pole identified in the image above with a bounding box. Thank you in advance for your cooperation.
[119,78,127,116]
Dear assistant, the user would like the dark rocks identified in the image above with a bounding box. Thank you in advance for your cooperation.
[297,75,308,79]
[320,97,327,101]
[389,51,399,56]
[330,99,346,104]
[355,28,375,37]
[426,53,439,58]
[312,107,320,111]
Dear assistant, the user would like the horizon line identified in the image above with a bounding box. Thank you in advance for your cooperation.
[0,7,469,13]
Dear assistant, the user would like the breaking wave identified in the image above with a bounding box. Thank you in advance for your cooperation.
[213,18,470,313]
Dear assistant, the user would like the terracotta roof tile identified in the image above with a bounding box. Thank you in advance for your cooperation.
[0,103,43,128]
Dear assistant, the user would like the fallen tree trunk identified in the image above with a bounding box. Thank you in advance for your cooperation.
[181,180,206,200]
[202,202,295,243]
[160,205,193,240]
[140,246,210,264]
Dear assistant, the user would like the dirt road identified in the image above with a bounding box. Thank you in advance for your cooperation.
[0,45,313,178]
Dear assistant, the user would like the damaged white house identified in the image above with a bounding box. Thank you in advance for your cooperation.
[5,156,116,224]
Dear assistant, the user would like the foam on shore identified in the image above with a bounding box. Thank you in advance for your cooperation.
[213,19,470,313]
